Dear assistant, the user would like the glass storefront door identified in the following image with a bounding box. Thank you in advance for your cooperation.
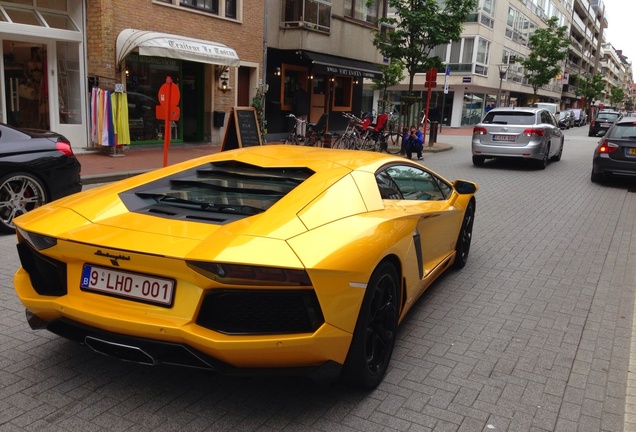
[3,40,48,129]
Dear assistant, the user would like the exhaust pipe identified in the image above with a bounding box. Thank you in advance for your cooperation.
[85,336,156,365]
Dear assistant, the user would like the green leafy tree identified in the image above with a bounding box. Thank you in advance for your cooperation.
[521,16,570,100]
[371,61,405,113]
[372,0,476,94]
[575,73,605,114]
[609,86,626,108]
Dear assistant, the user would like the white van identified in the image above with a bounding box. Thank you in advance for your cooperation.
[533,102,560,116]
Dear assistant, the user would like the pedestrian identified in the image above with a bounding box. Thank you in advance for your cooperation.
[403,125,424,160]
[292,83,309,137]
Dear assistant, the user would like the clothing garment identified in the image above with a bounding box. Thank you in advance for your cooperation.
[111,92,131,145]
[403,129,424,159]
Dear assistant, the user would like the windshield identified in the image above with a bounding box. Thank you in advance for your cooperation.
[482,112,535,125]
[597,113,620,121]
[606,123,636,139]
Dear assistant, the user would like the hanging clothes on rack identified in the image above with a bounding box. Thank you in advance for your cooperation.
[110,90,130,146]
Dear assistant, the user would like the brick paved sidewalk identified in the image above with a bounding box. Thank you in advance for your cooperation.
[76,126,473,183]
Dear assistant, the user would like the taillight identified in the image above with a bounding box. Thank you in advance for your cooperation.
[522,128,545,137]
[56,140,75,157]
[598,140,619,153]
[187,261,312,286]
[473,127,487,135]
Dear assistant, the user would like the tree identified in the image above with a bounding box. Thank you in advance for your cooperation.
[520,16,570,100]
[372,0,476,95]
[371,61,405,114]
[609,86,626,109]
[575,73,605,113]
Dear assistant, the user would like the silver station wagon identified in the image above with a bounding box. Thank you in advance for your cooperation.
[471,107,565,169]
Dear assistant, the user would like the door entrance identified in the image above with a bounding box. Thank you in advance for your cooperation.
[4,41,48,129]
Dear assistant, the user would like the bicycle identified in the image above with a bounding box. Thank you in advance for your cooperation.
[359,112,402,154]
[332,112,366,150]
[284,113,326,147]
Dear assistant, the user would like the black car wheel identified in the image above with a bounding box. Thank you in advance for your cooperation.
[591,171,603,183]
[453,200,475,270]
[472,155,485,166]
[0,172,47,233]
[343,261,399,389]
[536,146,549,170]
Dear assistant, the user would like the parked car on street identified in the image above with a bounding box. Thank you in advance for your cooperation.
[0,123,82,233]
[591,116,636,183]
[571,108,587,126]
[12,145,477,389]
[472,106,564,169]
[558,110,574,129]
[588,110,622,137]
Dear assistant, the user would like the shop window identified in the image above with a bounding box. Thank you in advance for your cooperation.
[126,54,180,142]
[281,0,331,31]
[331,76,352,112]
[281,65,308,111]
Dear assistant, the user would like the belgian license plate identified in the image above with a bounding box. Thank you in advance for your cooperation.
[80,265,175,307]
[492,135,516,142]
[601,123,610,127]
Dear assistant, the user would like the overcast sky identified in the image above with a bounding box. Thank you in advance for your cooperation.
[601,0,636,65]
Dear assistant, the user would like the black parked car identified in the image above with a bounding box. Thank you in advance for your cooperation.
[0,123,82,233]
[591,116,636,183]
[588,110,622,137]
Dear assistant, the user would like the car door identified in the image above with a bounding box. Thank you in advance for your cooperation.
[542,110,562,156]
[378,165,462,278]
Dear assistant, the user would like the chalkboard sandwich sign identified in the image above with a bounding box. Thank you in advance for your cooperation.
[221,107,263,151]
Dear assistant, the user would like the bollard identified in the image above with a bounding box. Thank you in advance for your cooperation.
[429,121,439,145]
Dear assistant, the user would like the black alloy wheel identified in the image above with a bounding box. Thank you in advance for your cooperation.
[0,172,47,233]
[343,262,399,389]
[453,200,475,270]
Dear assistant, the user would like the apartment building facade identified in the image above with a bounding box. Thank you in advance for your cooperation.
[263,1,386,139]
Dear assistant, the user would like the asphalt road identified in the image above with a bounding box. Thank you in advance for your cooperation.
[1,125,635,431]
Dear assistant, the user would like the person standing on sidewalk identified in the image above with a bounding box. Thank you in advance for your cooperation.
[403,125,424,160]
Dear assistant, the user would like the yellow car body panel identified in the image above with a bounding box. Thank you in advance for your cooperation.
[12,145,477,382]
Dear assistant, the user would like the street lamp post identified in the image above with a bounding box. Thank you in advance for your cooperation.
[497,64,510,107]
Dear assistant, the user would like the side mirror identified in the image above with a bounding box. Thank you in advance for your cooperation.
[453,180,478,194]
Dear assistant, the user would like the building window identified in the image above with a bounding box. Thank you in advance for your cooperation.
[157,0,239,19]
[475,38,490,76]
[344,0,385,25]
[281,64,309,111]
[282,0,331,32]
[332,76,353,111]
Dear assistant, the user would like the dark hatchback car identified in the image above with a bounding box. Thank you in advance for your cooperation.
[0,123,82,233]
[591,116,636,183]
[588,110,622,137]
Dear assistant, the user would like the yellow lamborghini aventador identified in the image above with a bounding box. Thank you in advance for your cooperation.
[13,145,477,389]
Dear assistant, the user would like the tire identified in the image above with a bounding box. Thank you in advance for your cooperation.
[472,155,485,166]
[384,132,403,154]
[0,172,47,233]
[342,261,399,389]
[453,200,475,270]
[591,171,603,183]
[551,139,563,161]
[332,135,345,149]
[284,132,299,145]
[536,145,549,170]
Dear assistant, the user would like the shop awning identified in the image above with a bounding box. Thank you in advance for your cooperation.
[116,29,240,67]
[303,51,382,80]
